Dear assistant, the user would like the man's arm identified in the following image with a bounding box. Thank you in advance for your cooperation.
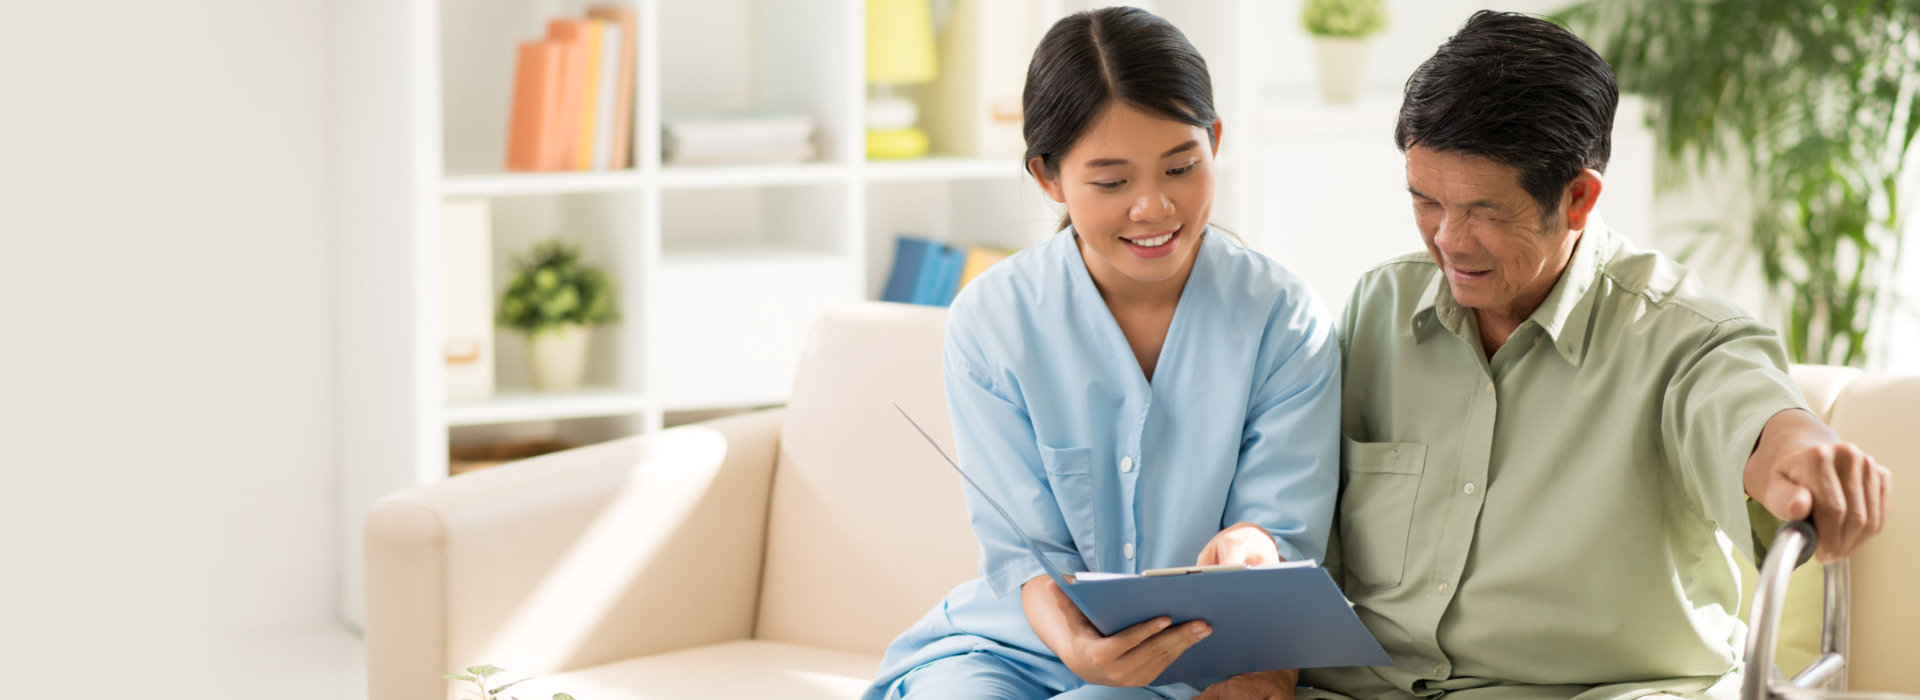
[1744,407,1893,563]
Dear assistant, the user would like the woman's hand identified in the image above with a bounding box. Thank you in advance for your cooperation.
[1021,575,1212,686]
[1197,522,1282,567]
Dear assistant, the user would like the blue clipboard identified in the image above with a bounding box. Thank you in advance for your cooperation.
[895,404,1391,685]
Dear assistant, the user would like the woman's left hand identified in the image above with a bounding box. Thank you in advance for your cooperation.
[1196,521,1281,567]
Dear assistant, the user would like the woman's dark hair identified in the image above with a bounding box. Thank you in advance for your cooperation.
[1395,11,1618,221]
[1023,6,1217,229]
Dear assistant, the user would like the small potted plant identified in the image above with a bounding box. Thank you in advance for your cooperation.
[497,239,619,392]
[446,664,574,700]
[1301,0,1387,104]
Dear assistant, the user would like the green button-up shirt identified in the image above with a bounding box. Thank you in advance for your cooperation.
[1301,222,1805,700]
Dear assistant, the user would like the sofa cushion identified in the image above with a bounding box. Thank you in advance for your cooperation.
[505,640,880,700]
[756,303,981,655]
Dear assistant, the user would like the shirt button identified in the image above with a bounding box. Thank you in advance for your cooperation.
[1464,482,1476,495]
[1485,383,1494,395]
[1120,456,1134,473]
[1124,542,1135,560]
[1435,582,1449,594]
[1434,663,1446,676]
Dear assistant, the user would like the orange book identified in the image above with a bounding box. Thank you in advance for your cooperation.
[572,19,606,170]
[587,6,637,169]
[505,40,566,171]
[546,19,591,170]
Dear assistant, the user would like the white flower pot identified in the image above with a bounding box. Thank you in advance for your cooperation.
[527,325,592,391]
[1313,37,1372,104]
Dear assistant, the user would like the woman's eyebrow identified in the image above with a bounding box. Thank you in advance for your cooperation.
[1082,140,1201,169]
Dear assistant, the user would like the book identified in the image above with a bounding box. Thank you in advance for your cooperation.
[546,19,591,170]
[893,405,1392,685]
[957,247,1009,294]
[505,40,566,171]
[590,21,621,170]
[882,236,935,304]
[574,19,606,170]
[911,241,953,306]
[586,5,637,169]
[933,244,967,306]
[442,200,495,401]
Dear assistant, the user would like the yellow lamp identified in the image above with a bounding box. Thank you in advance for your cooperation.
[866,0,938,159]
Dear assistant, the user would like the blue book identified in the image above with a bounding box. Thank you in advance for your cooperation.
[882,236,932,304]
[894,405,1391,685]
[933,244,967,306]
[911,242,953,306]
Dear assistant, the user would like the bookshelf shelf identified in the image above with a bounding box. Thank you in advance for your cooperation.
[656,162,850,190]
[441,170,648,198]
[334,0,1263,630]
[446,388,652,426]
[863,156,1026,182]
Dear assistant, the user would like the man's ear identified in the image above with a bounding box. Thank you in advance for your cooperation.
[1563,169,1604,230]
[1028,156,1065,204]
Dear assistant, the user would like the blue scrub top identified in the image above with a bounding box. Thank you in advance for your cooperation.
[867,227,1341,698]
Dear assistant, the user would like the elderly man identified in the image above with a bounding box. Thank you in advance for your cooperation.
[1197,11,1892,700]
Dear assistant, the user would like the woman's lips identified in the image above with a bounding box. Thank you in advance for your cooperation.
[1121,226,1181,259]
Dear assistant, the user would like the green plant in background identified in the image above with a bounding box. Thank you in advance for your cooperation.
[1301,0,1387,38]
[497,239,620,337]
[1559,0,1920,367]
[444,664,575,700]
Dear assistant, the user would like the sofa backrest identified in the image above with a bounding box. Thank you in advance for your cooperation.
[753,303,977,654]
[742,303,1917,691]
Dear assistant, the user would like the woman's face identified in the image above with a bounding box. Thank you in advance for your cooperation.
[1030,103,1220,288]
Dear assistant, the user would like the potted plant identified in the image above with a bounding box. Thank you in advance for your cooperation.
[497,239,619,391]
[446,664,574,700]
[1301,0,1387,104]
[1560,0,1917,366]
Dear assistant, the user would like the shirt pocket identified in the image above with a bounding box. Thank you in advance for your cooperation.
[1036,443,1099,570]
[1339,436,1427,590]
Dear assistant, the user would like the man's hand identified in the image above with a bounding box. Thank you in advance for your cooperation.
[1197,522,1283,567]
[1021,575,1211,686]
[1196,669,1299,700]
[1746,408,1892,563]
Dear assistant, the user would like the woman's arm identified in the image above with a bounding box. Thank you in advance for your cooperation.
[1216,298,1342,564]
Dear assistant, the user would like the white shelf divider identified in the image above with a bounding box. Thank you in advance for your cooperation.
[446,388,653,426]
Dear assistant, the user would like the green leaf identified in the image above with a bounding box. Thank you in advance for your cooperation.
[468,665,507,678]
[554,695,577,700]
[444,674,477,682]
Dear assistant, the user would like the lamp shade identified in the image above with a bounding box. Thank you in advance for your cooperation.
[867,0,937,85]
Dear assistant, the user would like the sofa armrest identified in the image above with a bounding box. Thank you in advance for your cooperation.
[365,408,785,700]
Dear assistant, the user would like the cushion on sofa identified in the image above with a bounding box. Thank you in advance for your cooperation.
[504,640,882,700]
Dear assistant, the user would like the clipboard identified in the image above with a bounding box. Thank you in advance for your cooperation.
[895,404,1390,685]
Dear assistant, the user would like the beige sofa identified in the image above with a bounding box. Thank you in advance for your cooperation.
[365,303,1918,699]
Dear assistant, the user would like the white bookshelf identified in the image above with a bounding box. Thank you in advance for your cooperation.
[332,0,1262,629]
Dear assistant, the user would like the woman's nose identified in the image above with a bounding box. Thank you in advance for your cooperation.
[1131,190,1173,222]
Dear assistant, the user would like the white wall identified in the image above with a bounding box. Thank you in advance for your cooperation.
[0,0,343,695]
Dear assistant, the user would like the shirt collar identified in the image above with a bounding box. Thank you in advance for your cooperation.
[1408,219,1613,366]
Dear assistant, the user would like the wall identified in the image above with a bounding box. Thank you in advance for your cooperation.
[0,0,341,695]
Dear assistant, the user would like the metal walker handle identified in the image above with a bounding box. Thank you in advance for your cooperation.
[1744,521,1913,700]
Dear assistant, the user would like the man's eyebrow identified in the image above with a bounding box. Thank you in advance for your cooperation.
[1083,141,1200,169]
[1406,186,1501,210]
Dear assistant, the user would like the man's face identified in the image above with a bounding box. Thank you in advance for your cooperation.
[1404,146,1582,319]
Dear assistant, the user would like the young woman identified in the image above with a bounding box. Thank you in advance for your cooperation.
[865,7,1340,699]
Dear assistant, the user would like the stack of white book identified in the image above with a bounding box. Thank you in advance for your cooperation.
[663,112,817,166]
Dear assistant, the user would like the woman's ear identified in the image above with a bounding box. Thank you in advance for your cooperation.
[1028,155,1066,204]
[1209,120,1224,157]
